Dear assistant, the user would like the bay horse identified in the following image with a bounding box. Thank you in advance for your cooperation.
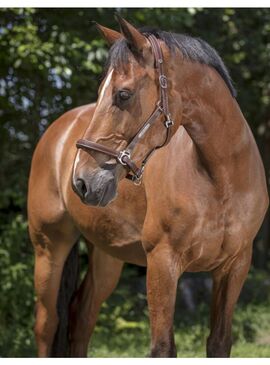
[28,16,269,358]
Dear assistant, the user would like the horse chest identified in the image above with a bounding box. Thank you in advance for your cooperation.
[75,200,147,266]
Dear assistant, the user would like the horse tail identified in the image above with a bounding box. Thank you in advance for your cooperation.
[50,241,80,357]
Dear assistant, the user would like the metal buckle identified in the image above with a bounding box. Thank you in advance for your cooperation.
[117,150,130,166]
[132,172,143,186]
[156,102,163,113]
[159,75,168,89]
[165,118,174,128]
[132,165,145,186]
[132,174,142,186]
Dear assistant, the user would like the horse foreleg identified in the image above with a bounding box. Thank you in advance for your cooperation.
[33,234,75,357]
[146,244,181,357]
[69,242,123,357]
[207,243,252,357]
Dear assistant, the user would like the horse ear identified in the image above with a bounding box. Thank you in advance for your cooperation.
[115,15,148,54]
[94,22,123,45]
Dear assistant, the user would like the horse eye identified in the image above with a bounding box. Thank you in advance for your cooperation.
[118,90,131,101]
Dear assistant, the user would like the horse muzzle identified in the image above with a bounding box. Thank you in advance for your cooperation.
[72,168,117,207]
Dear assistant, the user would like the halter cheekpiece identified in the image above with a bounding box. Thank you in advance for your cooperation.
[76,35,174,185]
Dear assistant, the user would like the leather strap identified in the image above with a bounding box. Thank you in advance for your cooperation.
[76,140,119,159]
[76,34,174,184]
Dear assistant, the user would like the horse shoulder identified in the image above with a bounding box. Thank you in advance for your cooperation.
[28,103,96,236]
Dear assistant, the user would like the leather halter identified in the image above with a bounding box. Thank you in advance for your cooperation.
[76,35,174,185]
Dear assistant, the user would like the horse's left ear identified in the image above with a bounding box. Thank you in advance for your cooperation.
[94,22,123,45]
[115,15,149,56]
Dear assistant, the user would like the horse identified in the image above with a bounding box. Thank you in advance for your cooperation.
[27,16,269,358]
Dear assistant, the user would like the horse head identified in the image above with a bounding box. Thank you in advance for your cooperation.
[72,16,180,206]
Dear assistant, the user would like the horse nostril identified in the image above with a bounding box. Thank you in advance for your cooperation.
[76,178,88,199]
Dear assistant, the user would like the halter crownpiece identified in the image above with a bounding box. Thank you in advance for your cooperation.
[76,34,174,185]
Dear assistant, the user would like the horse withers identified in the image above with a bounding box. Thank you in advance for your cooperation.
[28,16,269,357]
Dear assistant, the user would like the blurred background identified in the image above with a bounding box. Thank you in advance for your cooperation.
[0,8,270,357]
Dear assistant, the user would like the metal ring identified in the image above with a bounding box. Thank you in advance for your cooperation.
[159,75,168,89]
[132,173,143,186]
[117,150,131,166]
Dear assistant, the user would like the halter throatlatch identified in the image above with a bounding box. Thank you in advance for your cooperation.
[76,35,174,185]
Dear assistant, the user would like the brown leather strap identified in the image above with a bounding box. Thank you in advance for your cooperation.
[76,139,144,178]
[148,35,171,120]
[76,139,119,159]
[124,105,163,153]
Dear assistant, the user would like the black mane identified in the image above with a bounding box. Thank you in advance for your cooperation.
[106,27,237,98]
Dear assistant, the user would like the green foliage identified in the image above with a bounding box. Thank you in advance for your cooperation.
[0,214,35,356]
[87,269,270,357]
[0,8,270,357]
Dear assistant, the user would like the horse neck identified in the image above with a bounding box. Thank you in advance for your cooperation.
[174,61,251,191]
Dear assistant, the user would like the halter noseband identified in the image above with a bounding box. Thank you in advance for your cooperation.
[76,35,174,185]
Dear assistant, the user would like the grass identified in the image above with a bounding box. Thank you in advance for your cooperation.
[88,306,270,357]
[1,262,270,357]
[87,268,270,358]
[88,304,270,358]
